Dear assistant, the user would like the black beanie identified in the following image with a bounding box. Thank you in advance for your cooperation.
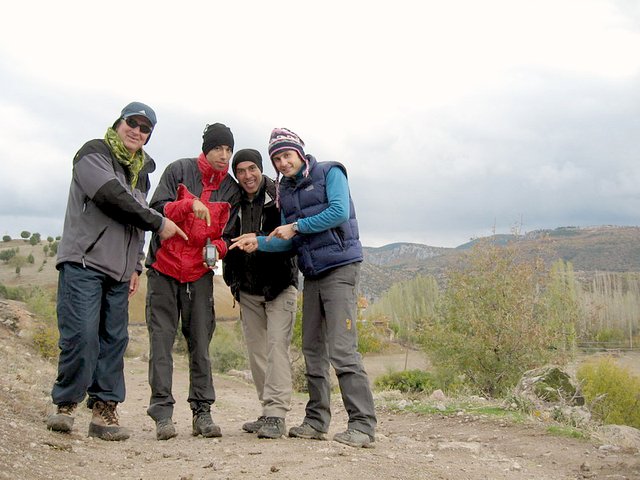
[232,149,263,176]
[202,123,234,154]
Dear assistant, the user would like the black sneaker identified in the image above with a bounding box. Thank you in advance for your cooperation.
[257,417,286,439]
[242,416,267,433]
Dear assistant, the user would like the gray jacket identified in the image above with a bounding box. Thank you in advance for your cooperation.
[56,139,164,282]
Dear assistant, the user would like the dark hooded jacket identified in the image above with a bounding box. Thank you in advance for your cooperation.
[223,176,298,301]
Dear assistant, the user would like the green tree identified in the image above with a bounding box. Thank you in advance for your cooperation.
[366,274,440,345]
[2,235,10,242]
[0,249,16,263]
[47,236,54,243]
[27,253,35,264]
[20,231,30,240]
[424,240,575,397]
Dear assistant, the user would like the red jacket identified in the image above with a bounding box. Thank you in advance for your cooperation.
[152,159,231,282]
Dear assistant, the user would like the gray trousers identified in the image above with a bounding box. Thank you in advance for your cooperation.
[145,268,216,421]
[239,286,297,418]
[301,262,377,437]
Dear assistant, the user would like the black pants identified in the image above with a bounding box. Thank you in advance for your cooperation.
[145,268,216,420]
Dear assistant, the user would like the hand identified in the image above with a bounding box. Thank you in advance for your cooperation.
[267,224,296,241]
[230,233,258,253]
[128,271,140,298]
[159,219,188,241]
[192,199,211,226]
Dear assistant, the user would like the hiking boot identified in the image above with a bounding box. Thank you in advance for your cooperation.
[192,407,222,438]
[87,400,130,441]
[242,416,266,433]
[288,422,326,440]
[46,403,77,433]
[155,418,177,441]
[257,417,286,439]
[333,429,375,448]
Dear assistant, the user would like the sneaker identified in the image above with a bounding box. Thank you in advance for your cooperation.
[87,400,130,441]
[46,403,77,433]
[242,416,267,433]
[288,422,326,440]
[333,429,375,448]
[257,417,286,439]
[155,418,177,441]
[192,407,222,438]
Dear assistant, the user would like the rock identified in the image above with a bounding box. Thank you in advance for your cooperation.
[551,405,592,428]
[513,365,584,407]
[595,425,640,451]
[429,389,446,402]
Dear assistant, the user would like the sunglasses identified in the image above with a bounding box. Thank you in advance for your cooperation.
[124,117,152,134]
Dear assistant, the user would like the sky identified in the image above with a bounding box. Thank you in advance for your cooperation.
[1,0,639,248]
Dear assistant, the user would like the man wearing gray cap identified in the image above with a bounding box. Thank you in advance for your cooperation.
[47,102,186,441]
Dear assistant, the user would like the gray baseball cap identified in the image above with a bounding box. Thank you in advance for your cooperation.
[120,101,157,127]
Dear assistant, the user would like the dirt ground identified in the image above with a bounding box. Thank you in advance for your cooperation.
[0,300,639,480]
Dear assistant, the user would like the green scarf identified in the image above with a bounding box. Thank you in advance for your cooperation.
[104,127,145,188]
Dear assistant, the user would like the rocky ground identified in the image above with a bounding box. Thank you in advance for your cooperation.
[0,299,639,480]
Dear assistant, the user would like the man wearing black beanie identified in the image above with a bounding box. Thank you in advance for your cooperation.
[224,149,298,439]
[144,122,241,440]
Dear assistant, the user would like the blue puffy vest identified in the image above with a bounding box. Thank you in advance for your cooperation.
[279,155,363,277]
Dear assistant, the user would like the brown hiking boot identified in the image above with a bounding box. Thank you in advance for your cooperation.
[47,403,77,433]
[88,400,130,441]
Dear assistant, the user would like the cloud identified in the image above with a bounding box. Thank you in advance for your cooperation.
[1,0,639,248]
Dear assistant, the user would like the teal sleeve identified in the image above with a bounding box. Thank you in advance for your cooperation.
[257,235,292,252]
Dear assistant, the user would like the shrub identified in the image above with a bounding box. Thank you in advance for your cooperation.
[0,249,16,263]
[33,321,59,359]
[594,328,626,345]
[424,241,576,397]
[0,283,30,301]
[20,231,30,239]
[577,356,640,428]
[356,320,387,354]
[210,321,248,373]
[2,235,10,242]
[27,253,34,264]
[374,369,436,394]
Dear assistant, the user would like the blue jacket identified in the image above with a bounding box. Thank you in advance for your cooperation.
[279,155,362,277]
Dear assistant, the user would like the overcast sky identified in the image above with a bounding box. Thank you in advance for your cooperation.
[1,0,639,248]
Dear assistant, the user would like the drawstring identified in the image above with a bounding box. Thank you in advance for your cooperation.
[186,282,192,300]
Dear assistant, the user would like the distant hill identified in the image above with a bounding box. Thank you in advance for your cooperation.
[0,239,239,321]
[4,225,640,310]
[361,225,640,301]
